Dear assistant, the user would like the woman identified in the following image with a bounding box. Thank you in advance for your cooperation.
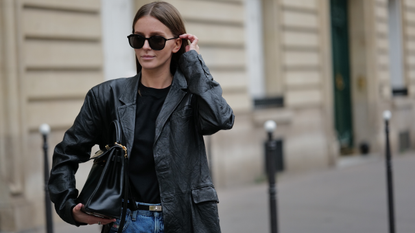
[48,1,234,233]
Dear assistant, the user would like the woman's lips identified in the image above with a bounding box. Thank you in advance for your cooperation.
[141,55,155,60]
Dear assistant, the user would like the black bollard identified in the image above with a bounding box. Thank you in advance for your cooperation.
[39,124,54,233]
[383,111,395,233]
[264,120,278,233]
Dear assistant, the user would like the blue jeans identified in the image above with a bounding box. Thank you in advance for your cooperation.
[109,203,164,233]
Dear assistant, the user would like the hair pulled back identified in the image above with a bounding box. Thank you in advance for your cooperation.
[132,1,187,74]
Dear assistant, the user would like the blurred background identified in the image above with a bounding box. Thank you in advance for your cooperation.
[1,0,415,232]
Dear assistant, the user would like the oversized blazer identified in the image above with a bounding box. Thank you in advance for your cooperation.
[48,50,235,232]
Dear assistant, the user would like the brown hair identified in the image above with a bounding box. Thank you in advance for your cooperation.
[132,1,187,74]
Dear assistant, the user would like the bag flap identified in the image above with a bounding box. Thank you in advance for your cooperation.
[191,186,219,204]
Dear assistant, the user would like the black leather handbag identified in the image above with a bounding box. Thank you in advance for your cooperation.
[77,120,136,232]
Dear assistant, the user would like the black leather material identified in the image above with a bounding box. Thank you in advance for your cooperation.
[77,121,123,219]
[48,51,234,232]
[77,121,134,233]
[77,147,124,219]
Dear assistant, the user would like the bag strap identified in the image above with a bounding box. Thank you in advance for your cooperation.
[117,155,128,233]
[111,120,137,233]
[91,121,125,161]
[117,151,137,233]
[111,120,122,145]
[111,120,137,207]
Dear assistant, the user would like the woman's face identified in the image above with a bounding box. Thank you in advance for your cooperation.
[133,15,181,73]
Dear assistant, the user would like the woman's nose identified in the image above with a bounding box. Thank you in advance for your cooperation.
[142,39,151,49]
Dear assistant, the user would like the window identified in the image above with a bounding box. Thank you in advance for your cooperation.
[388,0,407,96]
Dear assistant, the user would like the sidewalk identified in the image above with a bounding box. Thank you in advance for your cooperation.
[217,153,415,233]
[53,153,415,233]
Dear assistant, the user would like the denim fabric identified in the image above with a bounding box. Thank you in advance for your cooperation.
[109,203,164,233]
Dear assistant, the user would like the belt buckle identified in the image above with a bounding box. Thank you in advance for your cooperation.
[149,206,162,212]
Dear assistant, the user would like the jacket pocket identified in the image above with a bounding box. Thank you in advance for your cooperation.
[190,186,221,232]
[191,186,219,204]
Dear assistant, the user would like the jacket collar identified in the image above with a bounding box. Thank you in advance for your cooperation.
[117,71,188,105]
[116,71,189,151]
[155,70,188,143]
[118,73,140,105]
[116,74,139,156]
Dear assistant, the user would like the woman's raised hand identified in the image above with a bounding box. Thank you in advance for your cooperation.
[180,34,199,54]
[72,203,116,225]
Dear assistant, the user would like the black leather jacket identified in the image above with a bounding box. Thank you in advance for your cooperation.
[48,51,234,232]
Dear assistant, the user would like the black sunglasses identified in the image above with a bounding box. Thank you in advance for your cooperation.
[127,34,179,50]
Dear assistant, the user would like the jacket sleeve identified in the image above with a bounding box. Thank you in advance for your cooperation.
[48,89,104,225]
[179,50,235,135]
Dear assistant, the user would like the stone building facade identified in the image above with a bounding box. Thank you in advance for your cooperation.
[0,0,414,232]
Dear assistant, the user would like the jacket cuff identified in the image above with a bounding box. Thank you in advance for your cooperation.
[179,50,199,69]
[62,199,87,226]
[179,50,218,94]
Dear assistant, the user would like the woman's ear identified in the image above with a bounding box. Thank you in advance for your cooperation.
[172,38,183,53]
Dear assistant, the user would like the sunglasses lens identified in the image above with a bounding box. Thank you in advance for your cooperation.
[127,35,169,50]
[129,35,145,49]
[149,36,166,50]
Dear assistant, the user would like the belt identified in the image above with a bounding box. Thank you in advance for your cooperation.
[136,204,162,212]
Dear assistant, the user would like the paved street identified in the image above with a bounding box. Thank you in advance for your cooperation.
[52,153,415,233]
[218,153,415,233]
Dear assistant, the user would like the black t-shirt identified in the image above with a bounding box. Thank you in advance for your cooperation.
[129,82,170,204]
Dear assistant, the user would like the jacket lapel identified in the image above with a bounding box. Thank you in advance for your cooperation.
[117,74,140,156]
[154,72,188,144]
